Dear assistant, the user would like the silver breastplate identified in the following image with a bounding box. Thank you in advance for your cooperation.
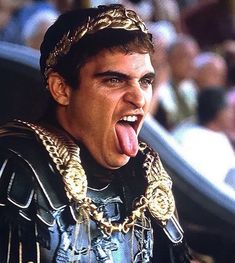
[52,182,153,263]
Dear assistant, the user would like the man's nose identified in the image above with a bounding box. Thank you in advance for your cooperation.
[123,83,146,108]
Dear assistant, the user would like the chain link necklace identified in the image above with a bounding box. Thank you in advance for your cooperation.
[18,120,175,235]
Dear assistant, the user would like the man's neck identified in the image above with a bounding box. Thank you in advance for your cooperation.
[79,143,115,188]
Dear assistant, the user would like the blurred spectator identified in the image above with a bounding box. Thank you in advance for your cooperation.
[0,0,29,44]
[219,40,235,150]
[147,20,177,115]
[151,0,182,32]
[0,0,78,46]
[193,52,227,91]
[147,20,177,47]
[173,87,235,185]
[22,9,58,49]
[220,40,235,89]
[151,34,199,130]
[0,0,56,45]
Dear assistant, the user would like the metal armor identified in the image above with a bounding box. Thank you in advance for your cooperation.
[0,121,192,263]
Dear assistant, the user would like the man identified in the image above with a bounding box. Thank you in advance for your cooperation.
[0,5,191,262]
[193,52,227,91]
[173,87,235,185]
[22,9,59,50]
[153,35,199,130]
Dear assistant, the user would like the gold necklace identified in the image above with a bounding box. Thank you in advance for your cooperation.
[18,120,175,235]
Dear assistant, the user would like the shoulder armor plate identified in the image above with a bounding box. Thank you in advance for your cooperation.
[0,121,68,225]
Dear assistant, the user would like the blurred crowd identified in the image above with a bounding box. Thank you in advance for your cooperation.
[136,0,235,194]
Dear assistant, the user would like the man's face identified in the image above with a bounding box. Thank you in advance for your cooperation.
[60,50,154,169]
[169,42,199,81]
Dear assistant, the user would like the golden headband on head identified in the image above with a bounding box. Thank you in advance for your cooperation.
[44,5,149,78]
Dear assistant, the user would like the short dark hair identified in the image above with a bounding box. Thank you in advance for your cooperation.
[197,87,227,125]
[40,5,154,88]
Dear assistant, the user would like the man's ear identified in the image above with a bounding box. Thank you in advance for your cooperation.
[47,72,71,106]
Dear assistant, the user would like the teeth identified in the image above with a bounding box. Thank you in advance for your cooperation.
[120,115,138,122]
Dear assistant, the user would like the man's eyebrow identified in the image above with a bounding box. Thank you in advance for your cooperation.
[94,71,156,79]
[94,71,130,79]
[141,72,156,79]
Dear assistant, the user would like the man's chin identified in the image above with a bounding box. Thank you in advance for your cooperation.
[103,154,131,170]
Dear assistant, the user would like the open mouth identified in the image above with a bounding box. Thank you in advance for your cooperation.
[118,115,140,133]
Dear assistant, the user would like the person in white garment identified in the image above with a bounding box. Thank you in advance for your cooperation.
[173,87,235,184]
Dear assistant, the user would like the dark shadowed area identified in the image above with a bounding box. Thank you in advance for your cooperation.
[0,41,49,124]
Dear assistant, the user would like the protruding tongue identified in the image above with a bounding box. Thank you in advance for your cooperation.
[115,122,138,157]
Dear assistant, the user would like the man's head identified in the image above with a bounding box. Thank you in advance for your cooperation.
[23,10,58,50]
[194,52,227,90]
[167,34,199,84]
[40,4,155,169]
[197,87,233,132]
[40,4,154,88]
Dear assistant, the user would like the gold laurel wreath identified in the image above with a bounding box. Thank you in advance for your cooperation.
[18,120,175,235]
[45,5,149,78]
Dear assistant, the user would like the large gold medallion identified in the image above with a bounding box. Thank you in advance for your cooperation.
[146,180,175,225]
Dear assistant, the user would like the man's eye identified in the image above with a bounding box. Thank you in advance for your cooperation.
[140,78,154,87]
[110,78,119,83]
[109,78,121,83]
[105,77,122,86]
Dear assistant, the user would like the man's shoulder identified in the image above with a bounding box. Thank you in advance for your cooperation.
[0,120,54,173]
[0,120,68,226]
[0,120,36,148]
[0,120,34,134]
